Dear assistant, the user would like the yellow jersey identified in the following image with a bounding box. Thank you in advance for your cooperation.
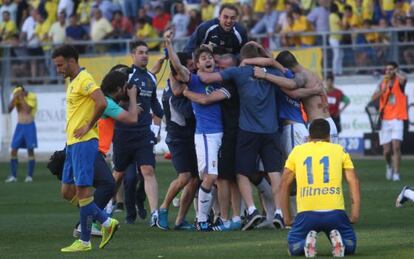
[285,141,354,213]
[66,69,100,145]
[0,20,18,40]
[25,92,37,117]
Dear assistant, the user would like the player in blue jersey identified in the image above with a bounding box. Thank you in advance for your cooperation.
[157,51,201,230]
[196,42,287,230]
[166,31,231,231]
[112,41,165,228]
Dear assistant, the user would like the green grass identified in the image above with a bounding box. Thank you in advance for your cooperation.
[1,159,414,258]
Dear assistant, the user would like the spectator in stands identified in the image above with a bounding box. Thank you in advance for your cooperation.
[250,1,280,50]
[15,0,29,29]
[77,0,93,28]
[49,11,67,46]
[58,0,74,18]
[343,4,361,29]
[301,0,316,14]
[307,0,330,45]
[325,73,350,134]
[34,11,51,78]
[90,7,113,52]
[21,7,43,80]
[92,0,116,21]
[43,0,58,25]
[0,10,18,43]
[402,17,414,72]
[329,3,344,75]
[239,2,256,31]
[137,7,152,25]
[372,18,391,65]
[275,1,295,33]
[380,0,395,24]
[112,10,134,38]
[171,1,189,51]
[201,0,214,21]
[184,3,248,55]
[187,8,201,35]
[291,8,315,47]
[119,0,139,21]
[152,5,170,35]
[10,33,30,80]
[135,17,159,51]
[65,14,88,53]
[0,0,17,24]
[280,13,295,47]
[354,19,375,73]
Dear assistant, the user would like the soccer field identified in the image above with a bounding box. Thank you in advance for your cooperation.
[1,159,414,258]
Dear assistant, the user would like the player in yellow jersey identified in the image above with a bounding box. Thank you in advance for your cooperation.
[280,119,360,257]
[52,45,119,252]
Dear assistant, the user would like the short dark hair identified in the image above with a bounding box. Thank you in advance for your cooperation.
[220,53,239,66]
[110,64,133,75]
[130,41,148,53]
[219,3,239,16]
[276,50,299,69]
[52,44,79,62]
[170,52,192,76]
[326,72,334,80]
[194,46,213,63]
[344,4,353,12]
[386,61,398,69]
[101,71,128,96]
[240,43,260,60]
[309,119,330,140]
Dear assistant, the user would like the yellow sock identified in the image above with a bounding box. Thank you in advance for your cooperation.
[70,196,79,207]
[79,197,94,207]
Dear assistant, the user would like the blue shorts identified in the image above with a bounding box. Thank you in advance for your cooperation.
[167,138,198,176]
[113,129,155,172]
[288,210,357,256]
[11,122,38,149]
[235,129,283,176]
[62,139,98,187]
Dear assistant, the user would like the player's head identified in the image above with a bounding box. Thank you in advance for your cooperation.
[309,119,330,141]
[219,4,238,32]
[110,64,134,75]
[13,85,26,96]
[170,52,194,80]
[52,44,79,78]
[276,50,299,69]
[130,41,149,68]
[101,70,129,101]
[385,61,398,78]
[194,46,215,72]
[240,42,260,61]
[218,54,239,70]
[326,72,334,88]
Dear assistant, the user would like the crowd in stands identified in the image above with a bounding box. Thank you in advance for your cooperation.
[1,0,414,79]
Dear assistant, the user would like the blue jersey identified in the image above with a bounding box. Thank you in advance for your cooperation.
[188,74,229,134]
[162,79,195,141]
[220,65,281,134]
[277,70,304,124]
[183,18,248,55]
[115,65,164,133]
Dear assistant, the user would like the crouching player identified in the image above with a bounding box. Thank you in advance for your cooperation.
[280,119,360,257]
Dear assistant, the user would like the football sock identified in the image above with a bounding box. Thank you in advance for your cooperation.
[10,157,18,178]
[70,196,79,207]
[79,197,109,242]
[152,209,159,217]
[198,186,213,222]
[404,188,414,201]
[28,156,35,177]
[248,206,257,215]
[275,209,283,217]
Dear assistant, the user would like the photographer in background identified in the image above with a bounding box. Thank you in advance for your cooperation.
[371,61,407,182]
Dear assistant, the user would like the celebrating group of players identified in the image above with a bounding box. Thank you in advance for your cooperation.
[51,3,360,257]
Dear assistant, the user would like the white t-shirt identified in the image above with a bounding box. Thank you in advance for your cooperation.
[172,13,189,38]
[49,22,66,44]
[21,16,39,47]
[58,0,74,16]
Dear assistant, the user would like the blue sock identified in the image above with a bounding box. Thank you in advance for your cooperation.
[10,158,18,178]
[79,197,109,242]
[28,158,35,177]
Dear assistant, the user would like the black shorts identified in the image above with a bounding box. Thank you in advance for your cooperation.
[93,152,115,188]
[332,116,342,133]
[167,139,198,177]
[113,130,155,172]
[235,129,283,177]
[218,132,237,181]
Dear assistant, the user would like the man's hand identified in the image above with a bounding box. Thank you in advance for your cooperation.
[182,86,189,96]
[349,214,359,224]
[126,85,137,98]
[73,123,92,139]
[164,30,173,44]
[253,66,267,79]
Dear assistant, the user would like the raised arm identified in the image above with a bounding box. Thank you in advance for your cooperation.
[150,54,167,75]
[279,167,296,226]
[165,30,190,83]
[197,71,223,84]
[116,86,141,124]
[282,82,323,99]
[344,168,360,224]
[183,87,229,105]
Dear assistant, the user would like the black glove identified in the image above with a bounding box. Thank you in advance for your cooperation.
[47,149,66,180]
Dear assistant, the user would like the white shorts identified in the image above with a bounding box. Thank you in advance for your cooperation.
[281,123,309,157]
[379,119,404,145]
[194,133,223,178]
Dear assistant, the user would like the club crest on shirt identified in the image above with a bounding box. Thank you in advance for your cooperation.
[205,85,215,95]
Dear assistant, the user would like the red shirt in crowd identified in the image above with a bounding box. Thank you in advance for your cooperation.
[152,13,170,33]
[327,88,344,118]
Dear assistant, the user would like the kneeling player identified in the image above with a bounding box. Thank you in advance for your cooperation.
[280,119,360,257]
